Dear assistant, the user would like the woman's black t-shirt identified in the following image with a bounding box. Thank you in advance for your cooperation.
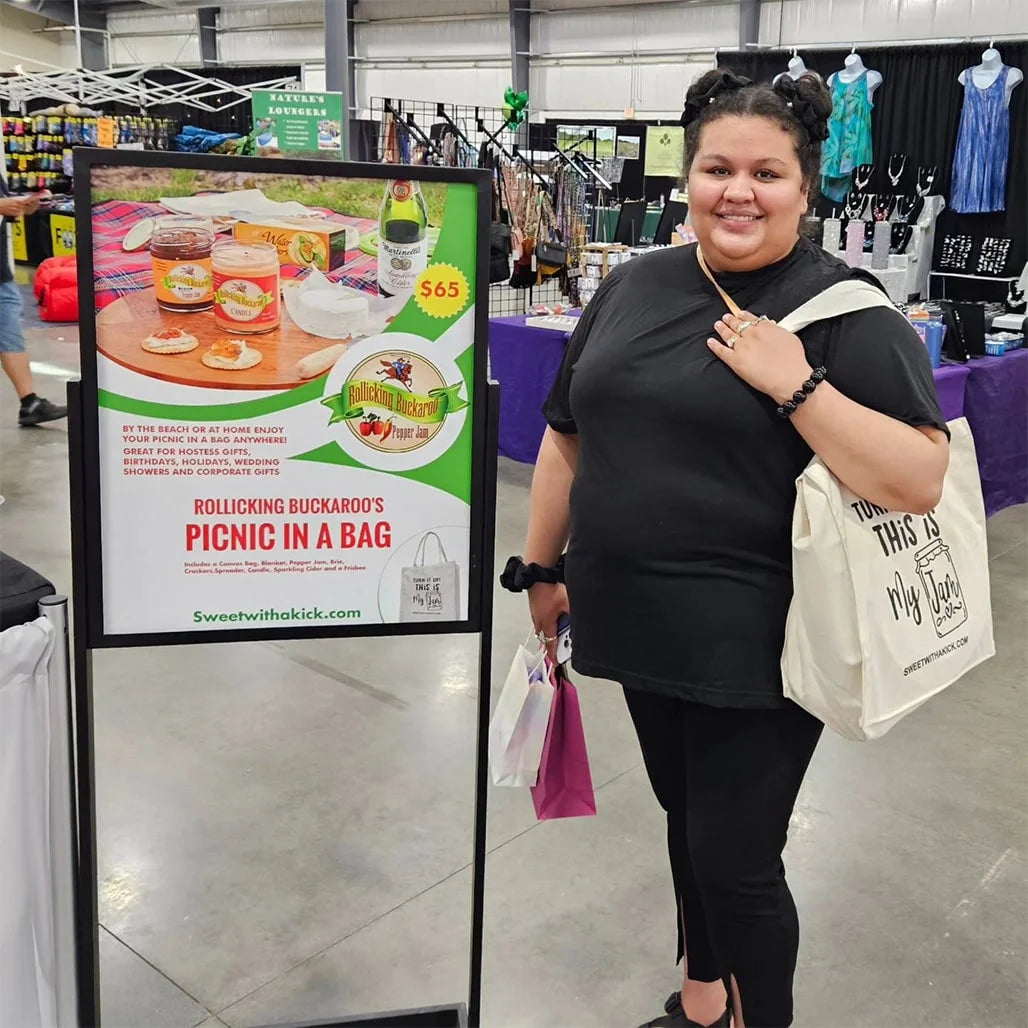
[544,238,947,708]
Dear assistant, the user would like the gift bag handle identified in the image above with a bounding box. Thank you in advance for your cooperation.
[413,530,449,567]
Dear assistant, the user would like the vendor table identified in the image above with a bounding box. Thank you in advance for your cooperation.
[488,314,570,463]
[487,316,1028,516]
[963,349,1028,517]
[933,362,972,422]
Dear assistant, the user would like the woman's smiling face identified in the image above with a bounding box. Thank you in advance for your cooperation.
[687,115,810,272]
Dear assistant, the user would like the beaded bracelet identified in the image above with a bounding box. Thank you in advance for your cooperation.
[776,366,827,419]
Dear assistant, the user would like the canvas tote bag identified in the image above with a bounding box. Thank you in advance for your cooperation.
[399,531,461,622]
[698,251,995,740]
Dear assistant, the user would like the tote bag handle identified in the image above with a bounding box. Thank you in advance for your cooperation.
[413,530,449,567]
[696,246,899,328]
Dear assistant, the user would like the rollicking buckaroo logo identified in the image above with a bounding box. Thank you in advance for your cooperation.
[321,350,469,454]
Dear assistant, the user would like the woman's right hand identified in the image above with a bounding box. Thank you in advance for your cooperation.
[528,582,569,664]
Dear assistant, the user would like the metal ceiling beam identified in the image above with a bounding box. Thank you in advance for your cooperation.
[325,0,356,160]
[196,5,218,65]
[739,0,760,49]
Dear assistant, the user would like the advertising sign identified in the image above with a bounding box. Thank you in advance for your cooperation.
[50,212,76,255]
[644,124,684,177]
[76,152,488,644]
[11,215,27,262]
[251,89,344,158]
[97,117,116,148]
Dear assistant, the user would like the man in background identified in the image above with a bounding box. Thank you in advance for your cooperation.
[0,178,67,427]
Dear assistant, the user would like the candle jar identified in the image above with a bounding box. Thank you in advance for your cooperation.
[151,216,214,312]
[211,239,281,334]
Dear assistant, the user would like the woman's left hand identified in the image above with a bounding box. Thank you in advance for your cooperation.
[708,310,814,406]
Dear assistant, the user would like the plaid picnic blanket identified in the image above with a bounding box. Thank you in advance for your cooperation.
[91,199,379,309]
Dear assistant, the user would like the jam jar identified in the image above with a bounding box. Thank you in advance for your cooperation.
[150,216,215,312]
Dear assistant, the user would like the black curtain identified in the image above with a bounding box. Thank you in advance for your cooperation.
[718,44,1028,276]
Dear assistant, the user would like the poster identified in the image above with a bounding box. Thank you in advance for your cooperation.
[617,135,640,159]
[251,89,344,158]
[50,212,76,255]
[81,155,483,639]
[643,125,684,177]
[10,215,27,262]
[97,117,116,148]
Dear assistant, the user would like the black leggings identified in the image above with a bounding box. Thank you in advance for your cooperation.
[623,687,823,1028]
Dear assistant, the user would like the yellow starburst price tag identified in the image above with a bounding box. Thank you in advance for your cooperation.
[414,264,469,319]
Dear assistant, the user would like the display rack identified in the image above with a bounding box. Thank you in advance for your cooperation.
[374,97,571,318]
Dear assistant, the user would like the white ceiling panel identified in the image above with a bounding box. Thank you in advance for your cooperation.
[356,64,511,114]
[533,1,738,54]
[530,56,714,117]
[760,0,1028,46]
[358,16,509,58]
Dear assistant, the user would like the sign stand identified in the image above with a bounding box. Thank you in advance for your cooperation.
[66,380,498,1028]
[68,152,498,1027]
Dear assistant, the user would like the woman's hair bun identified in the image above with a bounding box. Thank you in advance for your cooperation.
[773,72,831,141]
[680,69,752,128]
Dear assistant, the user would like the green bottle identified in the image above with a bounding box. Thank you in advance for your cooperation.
[377,179,428,298]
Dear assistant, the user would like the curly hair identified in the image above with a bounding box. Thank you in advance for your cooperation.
[681,68,833,194]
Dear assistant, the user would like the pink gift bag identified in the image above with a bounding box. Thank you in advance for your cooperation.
[531,664,597,820]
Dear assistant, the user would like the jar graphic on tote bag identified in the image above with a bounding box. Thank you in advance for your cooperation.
[914,539,968,638]
[399,531,460,622]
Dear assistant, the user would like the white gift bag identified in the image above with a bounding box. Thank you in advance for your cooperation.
[399,531,461,622]
[782,417,995,740]
[489,639,555,786]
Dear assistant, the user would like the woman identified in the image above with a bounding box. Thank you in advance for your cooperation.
[520,70,949,1028]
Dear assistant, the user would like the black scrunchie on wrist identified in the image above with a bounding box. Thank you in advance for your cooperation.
[772,76,830,141]
[680,71,752,128]
[500,554,566,592]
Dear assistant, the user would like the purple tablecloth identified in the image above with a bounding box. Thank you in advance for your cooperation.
[488,315,1028,516]
[963,349,1028,517]
[488,315,570,464]
[933,362,972,421]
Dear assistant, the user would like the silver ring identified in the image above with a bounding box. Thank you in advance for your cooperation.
[537,631,557,644]
[758,314,774,323]
[725,335,739,349]
[736,320,756,335]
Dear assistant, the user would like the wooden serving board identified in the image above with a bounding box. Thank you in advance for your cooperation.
[96,287,345,391]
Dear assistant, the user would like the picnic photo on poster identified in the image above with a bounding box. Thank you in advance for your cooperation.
[86,159,480,637]
[90,166,450,390]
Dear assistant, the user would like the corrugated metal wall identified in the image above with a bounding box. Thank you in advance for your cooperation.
[100,0,1026,117]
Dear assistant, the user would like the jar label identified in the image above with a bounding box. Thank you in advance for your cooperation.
[153,257,213,305]
[212,272,280,327]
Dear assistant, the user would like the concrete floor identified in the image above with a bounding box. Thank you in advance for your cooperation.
[1,300,1026,1028]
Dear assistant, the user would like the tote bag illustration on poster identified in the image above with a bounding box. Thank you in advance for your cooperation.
[488,638,554,787]
[782,417,995,741]
[399,531,461,623]
[531,664,597,820]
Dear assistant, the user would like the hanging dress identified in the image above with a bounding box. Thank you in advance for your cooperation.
[821,71,874,203]
[950,65,1012,213]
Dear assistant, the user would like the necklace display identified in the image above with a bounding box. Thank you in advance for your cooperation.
[872,195,896,222]
[916,165,937,197]
[843,190,863,219]
[853,163,874,193]
[892,195,923,223]
[887,153,907,188]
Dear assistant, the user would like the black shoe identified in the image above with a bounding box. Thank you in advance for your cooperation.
[636,992,731,1028]
[18,396,67,427]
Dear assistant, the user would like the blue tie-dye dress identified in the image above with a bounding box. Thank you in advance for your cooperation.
[951,66,1012,213]
[821,71,874,203]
